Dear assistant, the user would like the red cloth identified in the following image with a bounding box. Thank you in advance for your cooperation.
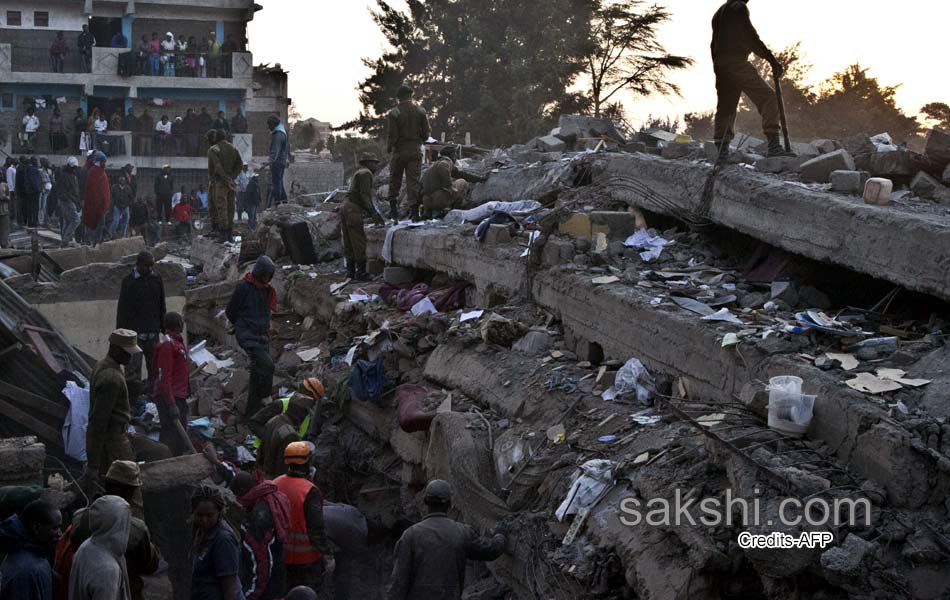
[82,164,111,229]
[238,481,292,544]
[172,201,192,223]
[153,332,189,407]
[243,272,277,312]
[52,525,74,600]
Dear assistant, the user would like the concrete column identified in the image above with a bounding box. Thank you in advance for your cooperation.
[216,21,225,42]
[122,15,133,42]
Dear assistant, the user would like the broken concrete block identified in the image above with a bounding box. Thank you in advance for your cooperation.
[224,370,250,398]
[830,170,870,194]
[483,224,513,246]
[558,114,625,144]
[541,238,574,267]
[536,135,566,153]
[821,534,876,585]
[755,155,809,174]
[868,149,927,178]
[800,150,856,183]
[910,171,948,199]
[811,139,840,154]
[480,314,528,347]
[558,213,592,240]
[753,139,819,158]
[622,141,647,153]
[925,128,950,167]
[863,178,893,205]
[660,143,695,160]
[140,454,216,493]
[512,331,552,355]
[0,437,45,486]
[383,266,415,286]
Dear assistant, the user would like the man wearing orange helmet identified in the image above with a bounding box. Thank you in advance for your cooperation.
[274,441,331,592]
[249,378,325,479]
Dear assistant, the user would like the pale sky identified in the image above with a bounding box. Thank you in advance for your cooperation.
[249,1,949,131]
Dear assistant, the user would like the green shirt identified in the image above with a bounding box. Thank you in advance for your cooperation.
[89,355,131,434]
[209,141,243,183]
[345,167,384,225]
[387,101,431,153]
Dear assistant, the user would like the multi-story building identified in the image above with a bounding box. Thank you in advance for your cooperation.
[0,0,289,197]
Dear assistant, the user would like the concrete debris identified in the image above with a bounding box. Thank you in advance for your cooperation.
[800,149,856,183]
[910,171,950,200]
[480,313,529,347]
[830,170,870,194]
[821,534,877,584]
[925,127,950,167]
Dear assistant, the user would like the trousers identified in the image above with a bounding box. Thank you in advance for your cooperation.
[86,430,134,477]
[389,149,422,209]
[244,344,274,417]
[713,57,780,145]
[157,397,190,456]
[340,201,367,262]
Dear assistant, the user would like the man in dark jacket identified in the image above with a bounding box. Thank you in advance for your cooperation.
[324,502,367,600]
[57,158,81,247]
[0,500,63,600]
[231,110,248,135]
[264,114,290,207]
[19,157,43,228]
[116,251,166,404]
[109,177,133,239]
[386,480,506,600]
[226,255,276,417]
[230,471,288,600]
[711,0,790,158]
[77,24,95,72]
[244,172,261,231]
[153,165,175,225]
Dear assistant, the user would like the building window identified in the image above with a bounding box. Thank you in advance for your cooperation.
[6,11,22,26]
[34,11,50,27]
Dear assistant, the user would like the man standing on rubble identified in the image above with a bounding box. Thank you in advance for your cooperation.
[85,330,140,489]
[117,251,167,408]
[342,152,385,281]
[57,157,81,248]
[264,114,290,207]
[208,128,243,243]
[386,480,507,600]
[420,145,486,219]
[386,84,430,222]
[226,255,277,418]
[274,442,332,592]
[711,0,792,158]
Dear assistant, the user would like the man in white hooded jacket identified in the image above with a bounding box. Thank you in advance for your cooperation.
[69,495,132,600]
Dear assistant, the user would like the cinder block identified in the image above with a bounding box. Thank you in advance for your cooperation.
[830,170,869,194]
[868,150,926,178]
[800,150,856,183]
[910,171,945,199]
[541,238,574,267]
[537,135,566,153]
[483,224,512,246]
[590,211,638,240]
[383,266,415,285]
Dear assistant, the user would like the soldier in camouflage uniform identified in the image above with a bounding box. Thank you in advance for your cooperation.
[342,153,385,281]
[387,84,430,222]
[208,129,243,242]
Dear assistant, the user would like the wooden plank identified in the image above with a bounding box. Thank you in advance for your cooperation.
[0,397,63,448]
[24,329,63,373]
[0,380,69,420]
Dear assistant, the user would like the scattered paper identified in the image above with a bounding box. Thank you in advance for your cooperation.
[330,281,349,295]
[633,452,650,465]
[845,372,903,395]
[235,446,256,463]
[410,297,438,316]
[876,368,931,388]
[631,415,661,425]
[521,230,541,257]
[671,296,715,317]
[701,308,744,325]
[189,340,234,370]
[696,413,726,427]
[296,347,322,362]
[547,423,566,443]
[624,229,674,262]
[437,392,453,413]
[344,345,358,366]
[349,292,378,303]
[460,310,484,323]
[826,352,859,371]
[722,333,740,347]
[592,275,620,285]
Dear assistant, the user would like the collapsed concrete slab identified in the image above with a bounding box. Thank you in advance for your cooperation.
[0,237,146,274]
[590,152,950,301]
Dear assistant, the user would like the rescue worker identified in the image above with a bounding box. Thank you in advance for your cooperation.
[711,0,792,158]
[252,393,316,479]
[273,442,331,591]
[248,378,325,448]
[226,255,277,418]
[386,84,430,221]
[323,501,368,600]
[420,145,486,219]
[208,128,243,242]
[229,471,289,600]
[386,479,507,600]
[342,153,385,281]
[85,330,141,488]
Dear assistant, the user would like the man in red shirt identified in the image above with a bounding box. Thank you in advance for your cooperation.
[172,191,192,239]
[152,312,191,455]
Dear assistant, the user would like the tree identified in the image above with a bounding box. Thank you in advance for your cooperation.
[584,0,692,118]
[346,0,597,147]
[813,64,918,142]
[922,102,950,130]
[290,121,316,150]
[683,110,714,141]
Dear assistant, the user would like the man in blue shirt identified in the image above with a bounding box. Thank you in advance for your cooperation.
[0,500,63,600]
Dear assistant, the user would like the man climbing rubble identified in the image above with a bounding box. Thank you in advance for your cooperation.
[341,153,384,281]
[226,255,277,418]
[273,442,331,592]
[386,479,507,600]
[85,330,141,489]
[116,251,166,409]
[420,145,486,220]
[386,84,430,222]
[711,0,793,158]
[248,378,324,459]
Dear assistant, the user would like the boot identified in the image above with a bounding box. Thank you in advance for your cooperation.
[767,134,795,158]
[346,259,356,280]
[354,260,371,282]
[388,198,399,222]
[222,228,233,243]
[409,205,421,222]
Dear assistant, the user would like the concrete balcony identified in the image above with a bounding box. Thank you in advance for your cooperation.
[0,45,253,95]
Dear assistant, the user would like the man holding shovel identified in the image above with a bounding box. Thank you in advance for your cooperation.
[711,0,793,158]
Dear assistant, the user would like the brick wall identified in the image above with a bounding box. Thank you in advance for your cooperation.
[288,160,344,194]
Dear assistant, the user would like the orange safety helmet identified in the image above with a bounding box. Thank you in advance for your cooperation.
[301,377,325,400]
[284,441,315,465]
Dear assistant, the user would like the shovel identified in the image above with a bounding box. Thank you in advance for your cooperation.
[773,69,792,154]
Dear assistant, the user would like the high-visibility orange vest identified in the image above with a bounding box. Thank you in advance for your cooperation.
[274,474,323,565]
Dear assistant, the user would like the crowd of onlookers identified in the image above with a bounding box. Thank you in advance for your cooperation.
[16,103,249,158]
[46,24,244,76]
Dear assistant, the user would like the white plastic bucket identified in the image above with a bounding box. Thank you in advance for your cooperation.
[767,376,814,436]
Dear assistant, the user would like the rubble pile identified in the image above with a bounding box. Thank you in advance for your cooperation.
[4,115,950,599]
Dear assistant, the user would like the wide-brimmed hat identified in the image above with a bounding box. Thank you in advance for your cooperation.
[104,460,142,487]
[358,152,380,165]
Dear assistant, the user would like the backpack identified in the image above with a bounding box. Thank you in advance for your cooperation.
[349,357,387,406]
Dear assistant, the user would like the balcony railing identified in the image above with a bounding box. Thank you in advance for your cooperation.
[123,51,234,78]
[11,46,84,74]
